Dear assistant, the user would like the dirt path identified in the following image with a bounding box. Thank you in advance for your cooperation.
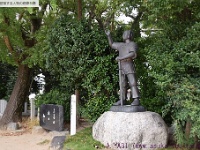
[0,119,111,150]
[0,118,94,150]
[0,130,52,150]
[0,118,55,150]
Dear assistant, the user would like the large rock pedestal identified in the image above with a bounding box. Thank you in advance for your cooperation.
[92,111,168,150]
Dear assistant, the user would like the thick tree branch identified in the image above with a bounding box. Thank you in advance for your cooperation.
[3,15,10,25]
[96,16,104,29]
[25,2,48,47]
[126,14,135,20]
[96,12,114,30]
[30,2,48,34]
[18,11,25,21]
[77,0,82,20]
[3,36,20,65]
[88,4,96,29]
[40,2,49,17]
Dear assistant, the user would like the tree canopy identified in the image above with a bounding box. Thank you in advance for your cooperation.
[0,1,57,128]
[142,0,200,146]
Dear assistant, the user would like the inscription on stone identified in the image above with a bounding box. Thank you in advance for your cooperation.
[39,104,64,131]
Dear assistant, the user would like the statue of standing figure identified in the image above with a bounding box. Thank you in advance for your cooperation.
[105,30,140,106]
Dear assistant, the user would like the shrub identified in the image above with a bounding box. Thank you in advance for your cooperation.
[81,95,116,122]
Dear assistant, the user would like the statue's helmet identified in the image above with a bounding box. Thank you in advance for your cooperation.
[122,30,133,41]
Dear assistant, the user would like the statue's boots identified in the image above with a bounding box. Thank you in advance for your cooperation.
[113,100,126,106]
[131,98,140,106]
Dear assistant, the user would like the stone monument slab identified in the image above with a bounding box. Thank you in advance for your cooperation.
[93,111,168,150]
[39,104,64,131]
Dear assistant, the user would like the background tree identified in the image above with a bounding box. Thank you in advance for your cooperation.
[141,0,200,147]
[0,1,57,128]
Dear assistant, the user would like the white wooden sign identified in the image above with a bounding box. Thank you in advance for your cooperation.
[70,94,76,135]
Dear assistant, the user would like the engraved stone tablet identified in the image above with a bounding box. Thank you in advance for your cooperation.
[39,104,64,131]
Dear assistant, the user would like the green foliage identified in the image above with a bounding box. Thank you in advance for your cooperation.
[0,63,17,99]
[143,0,200,146]
[0,3,58,68]
[81,95,116,122]
[0,8,24,65]
[134,38,167,116]
[45,14,119,121]
[46,14,117,89]
[23,8,58,68]
[35,89,71,120]
[146,32,200,145]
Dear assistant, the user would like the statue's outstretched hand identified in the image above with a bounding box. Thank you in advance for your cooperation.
[105,30,110,36]
[115,56,120,61]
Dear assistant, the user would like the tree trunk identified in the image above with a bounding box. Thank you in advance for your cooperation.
[0,64,32,129]
[131,12,142,38]
[76,0,82,127]
[185,118,192,148]
[194,135,198,149]
[77,0,82,20]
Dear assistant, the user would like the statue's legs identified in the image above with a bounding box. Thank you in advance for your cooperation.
[127,73,140,106]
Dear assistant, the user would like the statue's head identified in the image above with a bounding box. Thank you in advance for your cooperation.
[122,30,133,41]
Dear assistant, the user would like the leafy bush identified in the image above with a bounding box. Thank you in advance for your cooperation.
[81,95,116,122]
[0,63,17,99]
[145,20,200,146]
[45,14,119,121]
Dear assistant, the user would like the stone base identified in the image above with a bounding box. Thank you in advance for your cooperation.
[110,105,146,112]
[93,111,168,150]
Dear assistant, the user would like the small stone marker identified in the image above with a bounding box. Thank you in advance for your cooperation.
[40,104,64,131]
[0,99,7,118]
[29,93,36,120]
[50,136,66,150]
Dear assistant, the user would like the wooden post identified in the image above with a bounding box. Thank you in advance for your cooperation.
[29,93,36,120]
[70,94,76,135]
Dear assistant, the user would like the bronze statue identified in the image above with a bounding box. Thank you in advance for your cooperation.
[105,30,140,106]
